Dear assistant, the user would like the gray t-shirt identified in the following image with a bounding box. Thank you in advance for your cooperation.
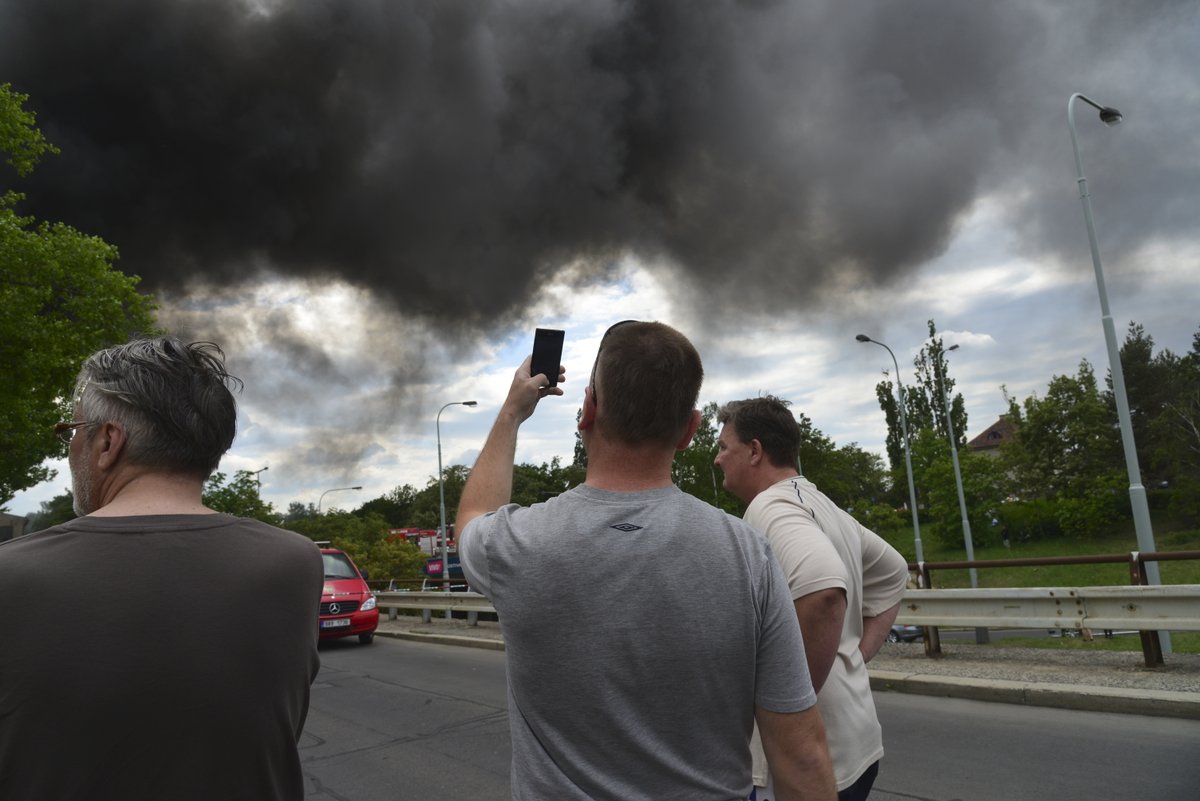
[460,484,816,800]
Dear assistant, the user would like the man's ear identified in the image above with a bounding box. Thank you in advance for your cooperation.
[94,422,128,470]
[675,409,702,451]
[578,386,597,431]
[748,438,764,466]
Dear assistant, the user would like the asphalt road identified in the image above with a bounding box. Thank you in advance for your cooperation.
[305,637,1200,800]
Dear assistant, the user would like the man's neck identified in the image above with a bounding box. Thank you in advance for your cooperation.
[583,443,677,492]
[88,471,213,517]
[751,466,803,498]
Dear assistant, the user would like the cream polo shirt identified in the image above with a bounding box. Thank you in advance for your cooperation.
[746,476,909,791]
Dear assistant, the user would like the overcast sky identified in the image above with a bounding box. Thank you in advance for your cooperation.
[4,0,1197,517]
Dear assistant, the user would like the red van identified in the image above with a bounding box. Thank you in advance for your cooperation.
[319,546,379,644]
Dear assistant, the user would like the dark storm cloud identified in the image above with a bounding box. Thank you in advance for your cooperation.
[2,0,1195,321]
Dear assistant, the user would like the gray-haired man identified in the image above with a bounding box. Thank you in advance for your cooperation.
[0,336,323,801]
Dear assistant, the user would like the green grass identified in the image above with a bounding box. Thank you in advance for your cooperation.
[884,519,1200,589]
[880,515,1200,655]
[971,631,1200,654]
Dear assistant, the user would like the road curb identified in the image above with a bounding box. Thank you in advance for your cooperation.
[869,669,1200,720]
[376,629,506,651]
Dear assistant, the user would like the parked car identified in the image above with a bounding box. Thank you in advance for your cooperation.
[887,623,923,643]
[319,546,379,645]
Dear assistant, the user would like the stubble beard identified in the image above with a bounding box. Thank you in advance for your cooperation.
[70,449,94,517]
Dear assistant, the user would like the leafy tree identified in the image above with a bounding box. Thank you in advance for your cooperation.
[283,501,318,524]
[673,402,739,513]
[0,83,57,175]
[202,471,281,524]
[513,457,584,507]
[355,483,420,527]
[1152,325,1200,522]
[284,511,427,586]
[910,428,1008,550]
[0,84,157,508]
[1111,322,1178,488]
[1001,360,1125,537]
[26,489,76,532]
[872,320,967,509]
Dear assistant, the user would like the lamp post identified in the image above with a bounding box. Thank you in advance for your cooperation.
[318,486,362,515]
[937,346,978,582]
[938,345,990,644]
[857,334,924,567]
[438,400,477,615]
[1068,92,1167,655]
[249,466,268,490]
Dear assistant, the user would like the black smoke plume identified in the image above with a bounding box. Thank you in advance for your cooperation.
[5,0,1193,328]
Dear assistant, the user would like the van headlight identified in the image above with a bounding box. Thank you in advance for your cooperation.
[361,594,377,611]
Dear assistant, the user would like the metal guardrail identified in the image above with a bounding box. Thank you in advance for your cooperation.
[376,590,494,623]
[377,585,1200,667]
[912,550,1200,666]
[896,585,1200,631]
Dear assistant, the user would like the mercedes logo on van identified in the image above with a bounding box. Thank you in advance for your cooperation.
[328,603,341,615]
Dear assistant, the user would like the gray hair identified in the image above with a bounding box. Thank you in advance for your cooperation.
[74,337,243,479]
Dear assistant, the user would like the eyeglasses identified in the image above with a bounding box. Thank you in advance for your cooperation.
[54,421,93,444]
[589,320,638,407]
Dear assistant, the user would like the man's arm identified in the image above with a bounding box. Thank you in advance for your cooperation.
[456,356,563,531]
[792,588,847,692]
[857,526,910,662]
[859,601,902,663]
[756,705,837,801]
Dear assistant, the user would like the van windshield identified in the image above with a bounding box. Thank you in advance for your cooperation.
[322,552,360,580]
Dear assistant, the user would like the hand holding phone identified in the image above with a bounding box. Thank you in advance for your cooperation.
[530,328,565,387]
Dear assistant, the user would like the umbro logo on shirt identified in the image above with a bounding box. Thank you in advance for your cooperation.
[610,523,643,533]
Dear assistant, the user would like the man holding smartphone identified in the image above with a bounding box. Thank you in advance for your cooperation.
[456,321,835,800]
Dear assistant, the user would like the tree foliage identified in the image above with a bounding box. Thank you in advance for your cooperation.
[873,320,967,510]
[0,83,57,177]
[1000,359,1125,537]
[26,489,76,532]
[910,429,1008,550]
[672,402,739,514]
[284,511,427,587]
[202,471,281,524]
[0,84,158,508]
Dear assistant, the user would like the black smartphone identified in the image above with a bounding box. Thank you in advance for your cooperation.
[530,328,565,387]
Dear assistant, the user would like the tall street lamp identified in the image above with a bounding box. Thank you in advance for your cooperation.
[249,466,269,490]
[857,334,924,567]
[438,400,477,614]
[318,486,362,515]
[1068,97,1162,564]
[938,345,990,644]
[937,345,978,583]
[1068,92,1166,654]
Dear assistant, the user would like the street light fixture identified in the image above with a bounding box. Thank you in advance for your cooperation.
[318,486,362,515]
[1068,92,1166,654]
[438,400,478,615]
[856,334,924,566]
[249,466,268,490]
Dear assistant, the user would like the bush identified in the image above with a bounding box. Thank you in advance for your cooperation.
[995,499,1062,543]
[1168,476,1200,526]
[847,499,905,534]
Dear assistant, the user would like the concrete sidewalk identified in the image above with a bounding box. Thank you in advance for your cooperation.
[374,613,1200,720]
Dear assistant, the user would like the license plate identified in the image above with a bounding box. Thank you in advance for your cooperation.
[320,618,351,629]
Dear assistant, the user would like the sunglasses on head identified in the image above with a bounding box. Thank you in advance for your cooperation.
[589,320,638,407]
